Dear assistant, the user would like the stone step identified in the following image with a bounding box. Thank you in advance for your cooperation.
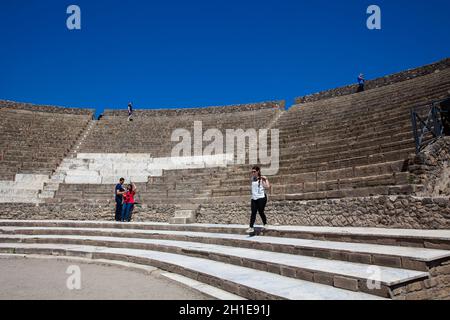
[1,226,448,271]
[224,160,407,186]
[279,139,415,163]
[280,133,414,161]
[159,272,246,300]
[1,220,449,250]
[218,172,411,195]
[274,184,421,200]
[286,79,450,120]
[38,191,55,199]
[176,203,200,210]
[280,118,413,139]
[211,184,421,202]
[280,108,411,130]
[278,148,414,171]
[170,210,196,224]
[279,118,412,142]
[0,233,431,298]
[0,242,385,300]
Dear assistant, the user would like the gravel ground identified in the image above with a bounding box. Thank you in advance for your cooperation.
[0,256,208,300]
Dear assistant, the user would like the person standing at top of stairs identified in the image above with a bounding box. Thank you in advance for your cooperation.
[357,73,365,92]
[128,102,134,121]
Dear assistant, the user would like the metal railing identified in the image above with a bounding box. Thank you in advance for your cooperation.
[411,98,449,154]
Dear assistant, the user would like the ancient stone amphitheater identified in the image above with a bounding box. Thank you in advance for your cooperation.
[1,58,450,300]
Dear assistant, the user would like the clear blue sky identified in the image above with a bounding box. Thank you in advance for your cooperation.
[1,0,449,117]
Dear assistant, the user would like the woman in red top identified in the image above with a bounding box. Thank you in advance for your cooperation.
[121,182,137,222]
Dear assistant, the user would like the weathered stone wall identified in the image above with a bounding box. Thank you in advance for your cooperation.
[3,196,448,229]
[409,136,450,197]
[103,101,285,117]
[0,203,174,222]
[391,261,450,300]
[197,195,450,229]
[0,100,94,116]
[295,58,450,104]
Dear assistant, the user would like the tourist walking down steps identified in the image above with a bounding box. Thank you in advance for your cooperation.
[246,166,270,233]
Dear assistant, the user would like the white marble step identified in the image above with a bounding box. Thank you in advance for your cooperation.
[270,225,450,241]
[38,191,55,199]
[0,242,386,300]
[1,226,447,263]
[2,220,449,242]
[160,272,246,300]
[0,234,429,286]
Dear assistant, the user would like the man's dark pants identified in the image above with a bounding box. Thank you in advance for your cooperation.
[115,200,123,221]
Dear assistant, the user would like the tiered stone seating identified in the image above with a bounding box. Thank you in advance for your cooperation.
[0,102,93,179]
[208,66,450,202]
[47,102,283,207]
[50,159,230,205]
[296,58,450,103]
[0,101,93,202]
[3,61,449,227]
[80,102,283,156]
[1,60,449,300]
[1,220,449,299]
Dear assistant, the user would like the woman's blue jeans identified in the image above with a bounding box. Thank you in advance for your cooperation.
[121,203,134,222]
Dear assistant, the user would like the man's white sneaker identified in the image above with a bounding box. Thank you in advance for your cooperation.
[246,228,255,233]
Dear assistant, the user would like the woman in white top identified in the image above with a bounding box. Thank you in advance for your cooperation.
[247,166,270,233]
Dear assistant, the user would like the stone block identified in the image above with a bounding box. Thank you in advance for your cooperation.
[373,255,402,268]
[334,276,359,291]
[64,175,102,184]
[314,273,334,286]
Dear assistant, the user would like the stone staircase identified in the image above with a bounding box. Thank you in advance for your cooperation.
[0,108,94,203]
[170,207,197,224]
[208,68,450,205]
[39,119,98,201]
[0,174,50,204]
[0,106,93,181]
[1,220,449,299]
